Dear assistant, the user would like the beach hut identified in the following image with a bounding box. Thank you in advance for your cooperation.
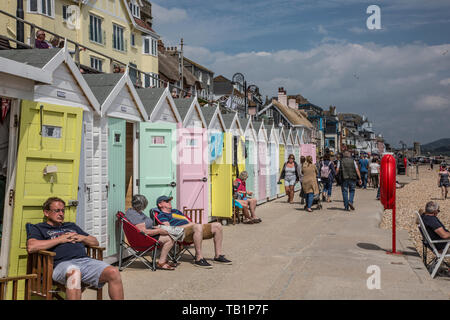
[201,105,230,221]
[221,112,245,181]
[174,97,208,222]
[254,121,269,204]
[241,117,258,203]
[277,128,286,197]
[0,50,53,281]
[0,48,97,290]
[136,87,182,219]
[285,128,295,163]
[267,123,279,201]
[84,72,148,257]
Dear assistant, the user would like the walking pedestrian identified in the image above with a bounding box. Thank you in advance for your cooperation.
[358,154,369,189]
[278,154,301,204]
[438,164,449,200]
[318,153,336,202]
[301,156,319,212]
[336,151,362,211]
[369,158,380,189]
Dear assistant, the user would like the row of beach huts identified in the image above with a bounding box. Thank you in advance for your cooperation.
[0,47,316,280]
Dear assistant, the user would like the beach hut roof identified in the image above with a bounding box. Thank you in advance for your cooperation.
[174,97,207,128]
[136,87,181,123]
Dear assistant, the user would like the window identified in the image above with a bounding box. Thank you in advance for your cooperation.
[131,33,136,47]
[113,24,125,51]
[129,0,141,19]
[90,56,103,72]
[144,72,159,88]
[29,0,54,17]
[89,15,103,44]
[143,37,157,56]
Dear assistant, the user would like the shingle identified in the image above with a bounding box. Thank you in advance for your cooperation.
[82,73,123,105]
[135,87,166,116]
[0,48,61,68]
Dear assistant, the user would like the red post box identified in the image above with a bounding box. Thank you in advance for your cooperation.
[380,154,401,254]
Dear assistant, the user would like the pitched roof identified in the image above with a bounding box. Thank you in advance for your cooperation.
[221,112,236,129]
[83,73,123,105]
[0,48,61,68]
[200,106,217,125]
[271,100,313,128]
[173,98,194,120]
[183,56,214,74]
[135,87,166,115]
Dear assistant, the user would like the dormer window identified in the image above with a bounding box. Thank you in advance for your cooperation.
[129,0,141,19]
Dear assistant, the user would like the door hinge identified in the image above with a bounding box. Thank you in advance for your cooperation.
[136,131,140,139]
[136,178,140,187]
[14,114,19,128]
[8,189,15,206]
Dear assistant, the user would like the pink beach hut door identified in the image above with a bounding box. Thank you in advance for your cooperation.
[178,127,208,222]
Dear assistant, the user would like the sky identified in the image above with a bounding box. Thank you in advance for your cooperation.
[150,0,450,147]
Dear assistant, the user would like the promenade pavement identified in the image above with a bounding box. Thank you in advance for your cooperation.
[85,183,450,300]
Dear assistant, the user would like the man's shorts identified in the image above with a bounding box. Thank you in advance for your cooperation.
[183,223,214,243]
[52,257,110,289]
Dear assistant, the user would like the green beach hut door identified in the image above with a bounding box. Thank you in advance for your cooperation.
[139,122,177,209]
[107,118,126,255]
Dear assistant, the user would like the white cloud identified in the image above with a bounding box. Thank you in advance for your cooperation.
[414,95,450,111]
[152,3,188,24]
[440,78,450,86]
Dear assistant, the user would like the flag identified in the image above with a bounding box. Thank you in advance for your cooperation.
[1,98,11,124]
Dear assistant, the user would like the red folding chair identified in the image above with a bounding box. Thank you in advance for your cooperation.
[117,211,160,271]
[150,209,198,264]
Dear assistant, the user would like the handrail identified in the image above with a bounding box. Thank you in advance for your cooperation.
[0,9,195,96]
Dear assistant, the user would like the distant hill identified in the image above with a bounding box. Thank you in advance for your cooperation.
[421,138,450,156]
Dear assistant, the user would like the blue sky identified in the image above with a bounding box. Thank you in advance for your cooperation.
[151,0,450,147]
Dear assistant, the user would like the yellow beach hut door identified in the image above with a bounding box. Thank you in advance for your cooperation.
[8,101,83,284]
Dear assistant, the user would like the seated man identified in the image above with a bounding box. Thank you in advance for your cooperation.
[26,197,124,300]
[420,201,450,252]
[153,195,232,269]
[125,194,176,270]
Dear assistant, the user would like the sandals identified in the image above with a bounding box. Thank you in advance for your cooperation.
[157,262,175,271]
[252,218,262,223]
[242,219,254,224]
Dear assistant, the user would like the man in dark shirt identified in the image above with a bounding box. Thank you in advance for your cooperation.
[421,201,450,252]
[27,197,124,300]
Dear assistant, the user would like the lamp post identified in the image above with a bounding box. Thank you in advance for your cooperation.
[16,0,24,45]
[232,73,247,117]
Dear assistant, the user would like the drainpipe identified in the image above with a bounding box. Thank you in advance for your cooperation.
[16,0,24,46]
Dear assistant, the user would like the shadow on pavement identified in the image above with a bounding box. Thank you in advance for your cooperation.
[356,243,420,257]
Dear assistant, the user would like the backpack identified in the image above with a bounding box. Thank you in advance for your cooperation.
[320,161,331,178]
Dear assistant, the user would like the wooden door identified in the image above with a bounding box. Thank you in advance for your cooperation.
[107,117,126,255]
[178,127,208,221]
[245,140,255,196]
[8,100,82,293]
[210,133,232,218]
[279,145,285,196]
[139,122,177,211]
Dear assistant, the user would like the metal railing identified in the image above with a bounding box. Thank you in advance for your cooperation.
[0,9,195,97]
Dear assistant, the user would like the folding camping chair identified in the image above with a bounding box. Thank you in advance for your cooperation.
[415,211,450,278]
[117,211,160,271]
[150,208,198,264]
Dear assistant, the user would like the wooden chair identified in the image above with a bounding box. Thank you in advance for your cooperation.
[0,274,37,300]
[183,207,203,224]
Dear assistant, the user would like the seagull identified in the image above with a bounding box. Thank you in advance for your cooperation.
[353,73,360,80]
[442,50,448,55]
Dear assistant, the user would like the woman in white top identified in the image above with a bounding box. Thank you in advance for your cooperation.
[369,158,380,189]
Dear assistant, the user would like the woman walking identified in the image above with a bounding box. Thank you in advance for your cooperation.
[438,165,449,199]
[318,154,336,202]
[233,171,261,223]
[278,154,301,204]
[302,156,320,212]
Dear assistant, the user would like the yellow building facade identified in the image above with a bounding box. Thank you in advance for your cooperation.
[1,0,158,85]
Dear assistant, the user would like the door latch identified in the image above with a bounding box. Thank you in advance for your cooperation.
[8,189,15,206]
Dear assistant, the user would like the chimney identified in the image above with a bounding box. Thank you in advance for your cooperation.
[158,40,165,53]
[278,87,287,106]
[288,98,297,109]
